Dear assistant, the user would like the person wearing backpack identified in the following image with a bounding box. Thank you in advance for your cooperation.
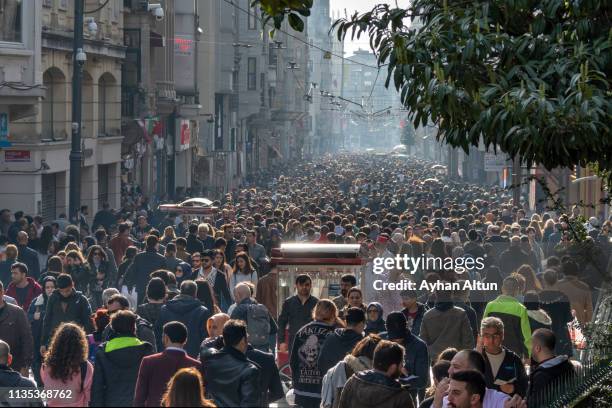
[155,280,211,358]
[230,282,277,352]
[40,323,94,407]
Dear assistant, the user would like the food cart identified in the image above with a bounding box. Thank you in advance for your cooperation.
[271,243,367,387]
[157,197,219,223]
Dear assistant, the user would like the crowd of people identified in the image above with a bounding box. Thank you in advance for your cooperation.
[0,153,610,408]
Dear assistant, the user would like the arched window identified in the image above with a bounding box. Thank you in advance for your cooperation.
[98,73,118,136]
[41,67,67,140]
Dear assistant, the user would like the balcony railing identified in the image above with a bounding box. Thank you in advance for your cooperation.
[156,81,176,101]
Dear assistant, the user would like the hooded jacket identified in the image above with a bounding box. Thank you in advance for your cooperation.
[156,295,210,357]
[27,293,49,359]
[483,295,532,358]
[321,354,372,408]
[365,302,386,335]
[338,370,415,408]
[318,328,365,375]
[527,355,575,402]
[41,289,93,346]
[527,309,553,332]
[90,336,154,407]
[6,277,42,311]
[101,315,157,353]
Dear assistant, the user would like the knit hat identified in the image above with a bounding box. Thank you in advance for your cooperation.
[385,311,407,339]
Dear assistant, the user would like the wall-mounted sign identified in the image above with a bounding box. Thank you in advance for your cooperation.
[178,120,190,151]
[0,112,12,147]
[5,150,31,162]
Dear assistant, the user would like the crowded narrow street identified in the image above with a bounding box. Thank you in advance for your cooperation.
[1,0,610,406]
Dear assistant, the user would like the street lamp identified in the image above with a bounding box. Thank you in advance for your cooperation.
[68,0,85,223]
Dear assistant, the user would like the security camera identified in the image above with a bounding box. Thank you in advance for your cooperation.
[41,160,50,171]
[85,17,97,36]
[148,3,164,20]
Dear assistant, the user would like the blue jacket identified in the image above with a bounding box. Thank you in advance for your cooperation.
[156,295,211,358]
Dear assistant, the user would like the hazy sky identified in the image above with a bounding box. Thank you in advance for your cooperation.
[330,0,411,56]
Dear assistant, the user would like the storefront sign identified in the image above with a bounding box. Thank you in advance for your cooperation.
[5,150,31,162]
[178,119,191,151]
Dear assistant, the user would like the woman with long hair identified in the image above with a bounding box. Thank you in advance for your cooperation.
[290,299,344,408]
[542,219,556,242]
[28,276,56,386]
[161,226,176,246]
[86,245,114,310]
[230,252,258,294]
[212,249,233,285]
[196,279,221,314]
[40,323,93,407]
[161,367,216,407]
[65,250,91,294]
[116,246,138,288]
[516,264,543,292]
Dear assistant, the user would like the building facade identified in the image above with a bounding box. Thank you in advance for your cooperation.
[1,0,124,221]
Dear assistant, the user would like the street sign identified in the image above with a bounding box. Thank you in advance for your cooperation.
[484,152,508,171]
[5,150,31,162]
[0,112,12,148]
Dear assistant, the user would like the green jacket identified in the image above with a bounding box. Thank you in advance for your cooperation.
[483,295,532,358]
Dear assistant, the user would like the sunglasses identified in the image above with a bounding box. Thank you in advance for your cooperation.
[93,252,102,256]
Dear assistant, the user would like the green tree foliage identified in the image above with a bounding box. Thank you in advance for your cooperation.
[256,0,612,186]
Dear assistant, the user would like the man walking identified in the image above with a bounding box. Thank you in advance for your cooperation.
[338,340,415,408]
[278,274,319,353]
[127,235,167,304]
[200,319,260,407]
[230,282,277,352]
[478,317,528,397]
[41,274,93,353]
[134,321,201,407]
[5,262,41,311]
[156,280,210,358]
[0,281,33,377]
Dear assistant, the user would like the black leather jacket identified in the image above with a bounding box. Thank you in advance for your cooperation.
[200,344,260,407]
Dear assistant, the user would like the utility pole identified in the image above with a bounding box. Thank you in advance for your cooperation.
[69,0,84,221]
